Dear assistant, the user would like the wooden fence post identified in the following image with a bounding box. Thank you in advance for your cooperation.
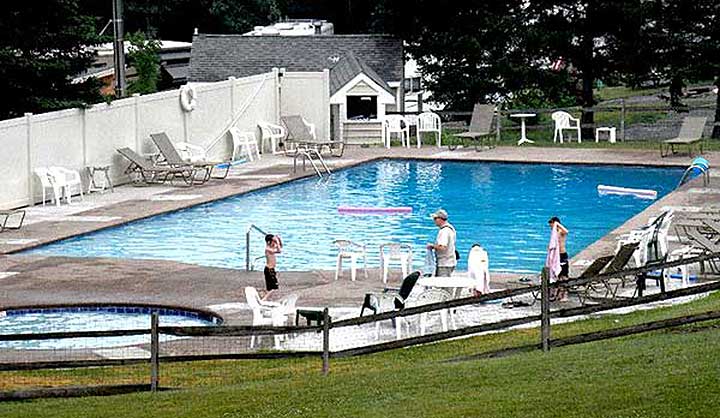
[150,311,160,392]
[540,267,551,352]
[620,99,626,141]
[322,308,330,376]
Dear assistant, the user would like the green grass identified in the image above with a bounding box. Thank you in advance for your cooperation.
[2,291,720,417]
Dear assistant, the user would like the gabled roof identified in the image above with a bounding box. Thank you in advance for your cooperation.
[189,34,403,84]
[329,53,394,96]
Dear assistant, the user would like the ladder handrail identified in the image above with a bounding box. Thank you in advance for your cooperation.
[292,146,332,178]
[246,223,269,271]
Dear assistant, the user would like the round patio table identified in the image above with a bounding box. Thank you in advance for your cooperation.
[510,113,537,145]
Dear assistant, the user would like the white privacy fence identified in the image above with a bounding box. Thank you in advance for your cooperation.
[0,69,330,210]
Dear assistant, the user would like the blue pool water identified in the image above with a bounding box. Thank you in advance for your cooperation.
[0,306,219,350]
[26,160,683,273]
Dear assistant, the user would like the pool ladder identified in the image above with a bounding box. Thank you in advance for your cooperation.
[292,147,332,178]
[246,224,268,271]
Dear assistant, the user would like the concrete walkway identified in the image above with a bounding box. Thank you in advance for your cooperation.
[1,146,718,324]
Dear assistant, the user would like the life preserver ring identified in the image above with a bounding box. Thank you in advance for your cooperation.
[180,84,197,112]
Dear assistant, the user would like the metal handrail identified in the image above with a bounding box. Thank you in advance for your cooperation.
[246,223,268,271]
[292,146,332,178]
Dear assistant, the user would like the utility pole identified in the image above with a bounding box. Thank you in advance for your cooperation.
[112,0,127,98]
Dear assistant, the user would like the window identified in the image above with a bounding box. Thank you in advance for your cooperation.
[346,96,377,120]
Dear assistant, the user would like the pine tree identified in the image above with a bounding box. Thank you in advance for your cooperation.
[0,0,103,119]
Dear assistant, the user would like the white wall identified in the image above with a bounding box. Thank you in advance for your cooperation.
[0,69,329,209]
[280,70,331,141]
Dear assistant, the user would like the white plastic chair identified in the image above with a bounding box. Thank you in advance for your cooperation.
[34,168,63,206]
[174,142,208,163]
[48,167,84,204]
[245,286,289,349]
[383,115,410,148]
[257,121,286,154]
[395,288,450,339]
[333,240,368,281]
[616,211,674,267]
[229,127,261,162]
[380,243,413,284]
[551,111,581,143]
[416,112,442,148]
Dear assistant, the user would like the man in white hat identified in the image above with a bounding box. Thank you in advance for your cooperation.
[426,209,457,277]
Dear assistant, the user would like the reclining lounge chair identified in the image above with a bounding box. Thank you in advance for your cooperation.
[281,115,345,157]
[452,103,495,151]
[150,133,230,182]
[117,147,197,186]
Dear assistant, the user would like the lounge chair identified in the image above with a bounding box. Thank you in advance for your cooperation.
[594,242,641,299]
[0,210,25,233]
[566,255,615,305]
[117,147,197,186]
[660,116,707,157]
[281,115,345,157]
[149,133,230,181]
[453,103,495,151]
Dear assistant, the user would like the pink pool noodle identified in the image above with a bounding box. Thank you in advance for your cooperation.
[337,206,413,215]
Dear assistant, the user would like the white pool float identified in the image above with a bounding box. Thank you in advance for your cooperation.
[597,185,657,200]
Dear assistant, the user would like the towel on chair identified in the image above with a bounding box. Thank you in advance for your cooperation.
[468,246,491,294]
[545,224,562,282]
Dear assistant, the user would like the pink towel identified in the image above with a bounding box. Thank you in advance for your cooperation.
[545,225,561,282]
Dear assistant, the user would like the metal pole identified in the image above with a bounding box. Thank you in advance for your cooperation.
[150,311,160,391]
[246,230,251,271]
[495,109,501,143]
[620,99,626,141]
[322,308,330,375]
[540,267,551,352]
[112,0,127,98]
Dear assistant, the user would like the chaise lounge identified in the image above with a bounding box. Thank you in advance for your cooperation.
[150,132,231,182]
[660,116,707,157]
[117,147,197,186]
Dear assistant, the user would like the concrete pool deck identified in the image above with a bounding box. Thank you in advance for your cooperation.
[1,146,718,326]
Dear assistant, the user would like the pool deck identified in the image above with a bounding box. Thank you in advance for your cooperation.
[1,146,718,324]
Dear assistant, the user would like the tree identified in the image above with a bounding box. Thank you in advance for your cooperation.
[371,0,540,110]
[126,32,161,95]
[0,0,103,119]
[641,0,719,120]
[524,0,646,133]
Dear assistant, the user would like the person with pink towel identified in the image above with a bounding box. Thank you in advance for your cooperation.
[546,216,569,301]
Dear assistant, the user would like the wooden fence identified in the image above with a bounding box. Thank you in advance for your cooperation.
[2,252,720,398]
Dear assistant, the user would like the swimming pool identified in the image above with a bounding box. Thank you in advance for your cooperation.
[26,160,683,273]
[0,305,221,350]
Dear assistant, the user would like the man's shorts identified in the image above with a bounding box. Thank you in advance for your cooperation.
[264,267,279,291]
[559,252,569,278]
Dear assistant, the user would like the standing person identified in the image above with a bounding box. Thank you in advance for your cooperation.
[547,216,569,301]
[263,234,282,300]
[426,209,457,277]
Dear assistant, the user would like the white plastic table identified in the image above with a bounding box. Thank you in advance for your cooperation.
[510,113,537,145]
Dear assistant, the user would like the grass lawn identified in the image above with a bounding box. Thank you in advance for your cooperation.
[2,290,720,417]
